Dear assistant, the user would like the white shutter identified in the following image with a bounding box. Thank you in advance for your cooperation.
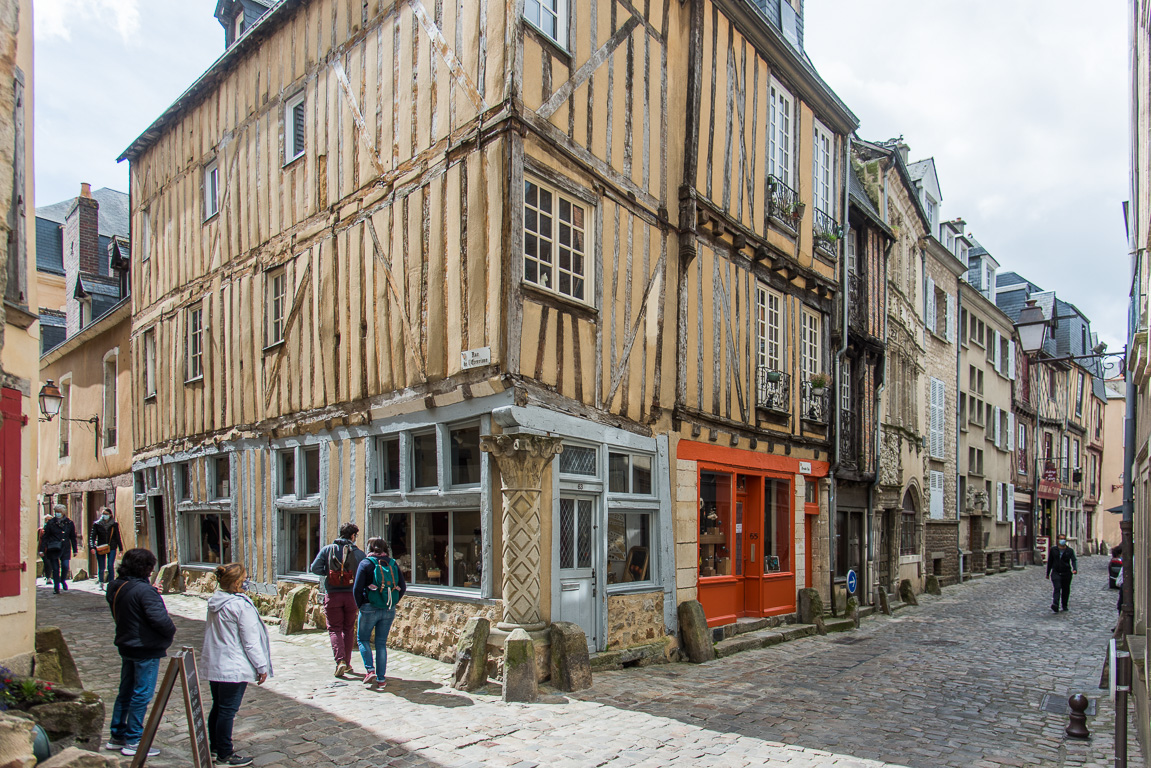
[926,277,937,334]
[1008,341,1016,381]
[996,482,1004,522]
[930,378,945,458]
[993,406,1001,447]
[1007,412,1014,452]
[993,330,1002,373]
[945,293,956,343]
[1008,483,1016,522]
[930,470,945,520]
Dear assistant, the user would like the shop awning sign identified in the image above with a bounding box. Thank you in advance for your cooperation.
[1038,462,1060,500]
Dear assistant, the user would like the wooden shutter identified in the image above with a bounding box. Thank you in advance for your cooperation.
[930,378,945,458]
[293,99,306,157]
[926,277,936,334]
[994,406,1001,447]
[0,388,23,596]
[1008,483,1016,522]
[930,470,945,520]
[945,293,956,343]
[1008,340,1016,381]
[1007,412,1014,452]
[996,482,1004,522]
[993,329,1002,373]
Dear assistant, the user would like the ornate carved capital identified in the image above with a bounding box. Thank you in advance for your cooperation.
[481,434,564,490]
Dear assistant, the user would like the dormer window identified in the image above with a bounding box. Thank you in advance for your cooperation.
[234,9,245,40]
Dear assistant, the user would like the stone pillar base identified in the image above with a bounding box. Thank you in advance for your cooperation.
[488,626,551,683]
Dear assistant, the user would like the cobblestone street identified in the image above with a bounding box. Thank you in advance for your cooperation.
[38,555,1139,768]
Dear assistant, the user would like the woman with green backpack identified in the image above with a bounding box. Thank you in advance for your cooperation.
[352,537,406,688]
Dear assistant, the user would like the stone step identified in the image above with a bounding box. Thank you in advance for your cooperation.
[823,617,856,633]
[713,623,817,658]
[589,637,675,672]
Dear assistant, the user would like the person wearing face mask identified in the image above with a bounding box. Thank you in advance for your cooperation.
[1047,536,1078,613]
[90,507,125,590]
[41,504,79,594]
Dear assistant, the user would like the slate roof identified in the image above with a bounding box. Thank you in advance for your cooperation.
[906,160,929,182]
[848,164,889,234]
[39,310,66,354]
[36,187,130,238]
[35,217,63,275]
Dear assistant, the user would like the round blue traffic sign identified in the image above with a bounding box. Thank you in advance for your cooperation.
[846,569,857,595]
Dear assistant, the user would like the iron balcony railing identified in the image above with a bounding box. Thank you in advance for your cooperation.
[768,175,803,230]
[839,408,858,469]
[756,367,791,414]
[801,380,830,424]
[847,272,867,333]
[812,207,841,253]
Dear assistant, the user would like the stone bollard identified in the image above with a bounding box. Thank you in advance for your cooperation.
[798,588,823,624]
[155,562,182,594]
[549,622,592,692]
[502,629,538,703]
[924,574,942,596]
[279,585,311,635]
[452,617,490,692]
[875,587,891,616]
[898,579,919,606]
[676,600,716,663]
[35,627,82,689]
[1065,694,1090,740]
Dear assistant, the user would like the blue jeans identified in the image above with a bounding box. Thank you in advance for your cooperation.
[43,551,70,591]
[356,605,395,675]
[95,549,117,583]
[110,657,161,744]
[208,681,247,758]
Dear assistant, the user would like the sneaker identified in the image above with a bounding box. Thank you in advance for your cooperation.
[1051,605,1058,613]
[363,670,377,686]
[121,743,160,757]
[376,677,387,689]
[104,740,126,751]
[217,753,254,766]
[335,661,347,677]
[61,582,68,591]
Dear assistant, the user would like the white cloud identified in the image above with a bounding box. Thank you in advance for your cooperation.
[36,0,141,43]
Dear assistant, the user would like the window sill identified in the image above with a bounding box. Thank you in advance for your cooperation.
[605,581,662,596]
[276,573,321,585]
[523,19,572,61]
[263,339,286,355]
[521,280,597,319]
[144,393,157,402]
[203,211,219,224]
[404,585,494,604]
[282,152,305,170]
[185,375,204,386]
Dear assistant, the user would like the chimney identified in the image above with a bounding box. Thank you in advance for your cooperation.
[896,143,910,165]
[62,182,100,336]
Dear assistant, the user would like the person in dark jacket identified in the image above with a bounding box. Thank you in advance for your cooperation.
[105,548,176,758]
[89,508,125,589]
[352,537,406,689]
[1047,536,1078,613]
[41,504,78,594]
[309,522,365,678]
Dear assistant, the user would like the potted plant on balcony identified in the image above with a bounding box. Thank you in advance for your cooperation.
[808,372,829,396]
[765,369,782,383]
[814,228,842,250]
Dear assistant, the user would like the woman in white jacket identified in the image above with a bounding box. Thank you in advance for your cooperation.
[202,563,272,767]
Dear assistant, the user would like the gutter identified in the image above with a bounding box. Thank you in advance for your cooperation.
[868,235,893,601]
[830,133,852,614]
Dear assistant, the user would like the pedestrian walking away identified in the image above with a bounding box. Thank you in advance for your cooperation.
[89,507,124,590]
[41,504,78,594]
[201,563,272,768]
[310,522,366,678]
[105,548,176,758]
[37,513,53,586]
[1047,536,1078,613]
[352,537,406,689]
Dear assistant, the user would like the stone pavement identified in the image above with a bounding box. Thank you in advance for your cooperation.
[35,554,1137,768]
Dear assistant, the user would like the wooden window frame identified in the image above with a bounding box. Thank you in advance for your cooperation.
[266,267,287,347]
[756,284,784,372]
[102,348,118,452]
[769,78,794,188]
[284,91,306,165]
[524,0,569,50]
[800,307,821,381]
[523,177,592,305]
[143,327,157,399]
[203,160,220,220]
[186,303,204,383]
[811,119,834,217]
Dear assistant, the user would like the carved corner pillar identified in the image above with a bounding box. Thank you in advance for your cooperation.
[481,433,564,631]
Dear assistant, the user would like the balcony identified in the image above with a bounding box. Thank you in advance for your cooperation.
[847,272,867,334]
[801,380,829,424]
[767,175,803,232]
[756,367,791,415]
[812,207,841,255]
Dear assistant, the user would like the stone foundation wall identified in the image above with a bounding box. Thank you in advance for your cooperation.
[606,590,670,649]
[925,521,960,586]
[390,596,503,663]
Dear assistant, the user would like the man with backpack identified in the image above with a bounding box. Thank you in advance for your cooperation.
[352,537,406,689]
[309,522,365,677]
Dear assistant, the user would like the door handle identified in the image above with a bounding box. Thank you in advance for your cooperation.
[561,583,580,592]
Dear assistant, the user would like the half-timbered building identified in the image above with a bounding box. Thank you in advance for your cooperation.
[672,0,855,626]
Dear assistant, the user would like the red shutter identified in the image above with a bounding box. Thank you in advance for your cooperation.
[0,387,25,596]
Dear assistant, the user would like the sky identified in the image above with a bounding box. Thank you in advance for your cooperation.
[805,0,1130,350]
[32,1,1131,348]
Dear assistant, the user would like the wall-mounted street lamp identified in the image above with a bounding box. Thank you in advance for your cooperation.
[38,379,99,458]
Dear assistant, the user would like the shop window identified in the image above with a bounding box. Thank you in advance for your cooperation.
[450,425,481,486]
[184,511,232,565]
[283,510,320,575]
[699,471,733,577]
[606,511,652,584]
[380,509,481,589]
[764,479,791,573]
[608,452,653,495]
[412,432,438,488]
[374,436,400,492]
[213,455,231,499]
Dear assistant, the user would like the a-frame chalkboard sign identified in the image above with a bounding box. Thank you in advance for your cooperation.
[130,646,213,768]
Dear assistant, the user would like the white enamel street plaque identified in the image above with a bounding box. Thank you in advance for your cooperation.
[461,347,491,369]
